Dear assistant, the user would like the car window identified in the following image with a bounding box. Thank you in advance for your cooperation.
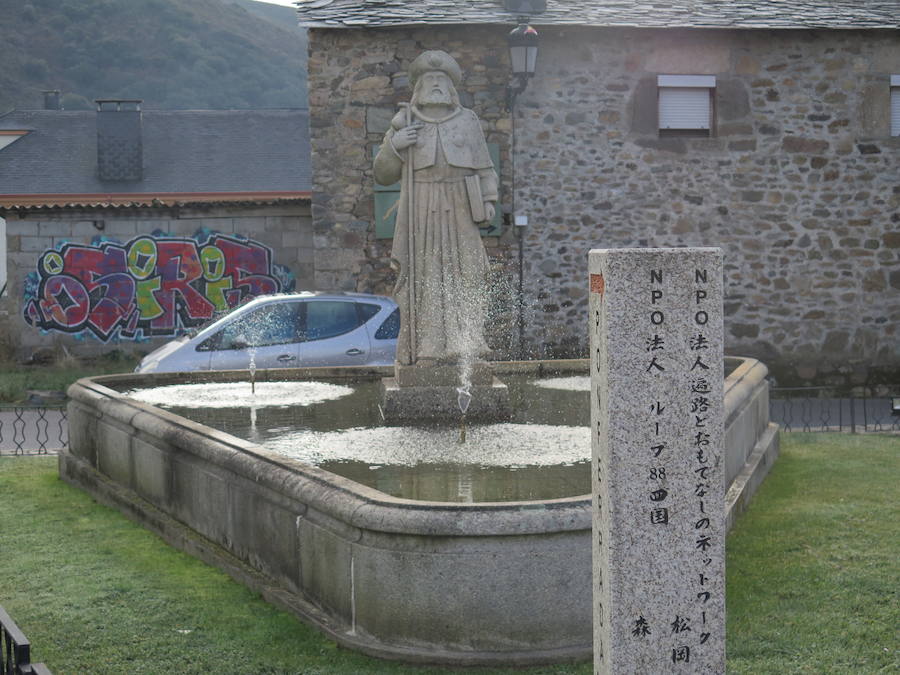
[305,301,361,341]
[374,308,400,340]
[357,302,381,323]
[208,302,303,350]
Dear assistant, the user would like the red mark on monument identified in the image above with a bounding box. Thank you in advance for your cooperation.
[590,273,605,296]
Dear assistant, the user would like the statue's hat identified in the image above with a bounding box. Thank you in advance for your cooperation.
[409,50,462,87]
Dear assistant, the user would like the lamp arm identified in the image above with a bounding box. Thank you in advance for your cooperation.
[506,73,530,111]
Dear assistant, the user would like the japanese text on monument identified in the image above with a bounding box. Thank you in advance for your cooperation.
[590,248,725,674]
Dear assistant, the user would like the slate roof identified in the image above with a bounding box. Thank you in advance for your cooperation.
[0,108,311,208]
[294,0,900,29]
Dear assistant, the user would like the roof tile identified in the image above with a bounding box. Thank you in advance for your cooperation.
[294,0,900,29]
[0,108,311,197]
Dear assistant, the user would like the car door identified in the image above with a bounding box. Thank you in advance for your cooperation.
[206,300,303,371]
[363,305,399,366]
[299,299,372,367]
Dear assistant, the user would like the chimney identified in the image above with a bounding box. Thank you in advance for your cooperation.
[42,90,61,110]
[96,99,143,182]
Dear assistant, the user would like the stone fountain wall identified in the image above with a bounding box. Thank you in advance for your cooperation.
[306,25,900,385]
[58,357,776,665]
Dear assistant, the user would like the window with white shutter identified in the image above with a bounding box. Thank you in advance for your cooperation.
[658,75,715,137]
[891,75,900,137]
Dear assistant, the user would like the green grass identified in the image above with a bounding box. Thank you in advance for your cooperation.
[0,355,138,403]
[0,433,897,673]
[0,457,586,675]
[726,433,899,674]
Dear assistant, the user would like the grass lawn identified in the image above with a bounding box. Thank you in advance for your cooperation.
[726,433,898,674]
[0,432,897,674]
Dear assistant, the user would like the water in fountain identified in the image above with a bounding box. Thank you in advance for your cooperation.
[126,381,354,408]
[534,375,590,391]
[123,374,590,503]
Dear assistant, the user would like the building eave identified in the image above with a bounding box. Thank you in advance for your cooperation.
[301,20,900,30]
[0,191,311,211]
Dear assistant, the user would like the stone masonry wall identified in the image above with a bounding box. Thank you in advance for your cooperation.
[307,26,899,384]
[0,202,312,360]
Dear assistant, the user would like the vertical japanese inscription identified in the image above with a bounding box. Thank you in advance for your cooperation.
[589,271,608,671]
[590,248,725,674]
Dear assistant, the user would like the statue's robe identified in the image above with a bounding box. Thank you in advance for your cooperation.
[374,105,498,366]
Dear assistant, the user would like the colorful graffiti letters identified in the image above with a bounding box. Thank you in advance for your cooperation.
[24,232,291,341]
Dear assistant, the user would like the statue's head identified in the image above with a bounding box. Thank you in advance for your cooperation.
[409,50,461,109]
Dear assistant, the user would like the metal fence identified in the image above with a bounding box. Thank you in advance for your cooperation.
[0,388,894,453]
[0,406,68,455]
[0,605,52,675]
[770,385,899,433]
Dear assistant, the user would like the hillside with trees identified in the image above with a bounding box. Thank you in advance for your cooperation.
[0,0,307,111]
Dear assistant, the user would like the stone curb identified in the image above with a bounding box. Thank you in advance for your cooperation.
[725,422,780,532]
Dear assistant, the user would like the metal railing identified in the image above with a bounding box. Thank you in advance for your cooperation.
[0,406,68,455]
[0,606,52,675]
[0,388,894,451]
[770,385,899,433]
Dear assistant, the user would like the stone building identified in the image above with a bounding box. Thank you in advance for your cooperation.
[0,103,312,359]
[297,1,900,385]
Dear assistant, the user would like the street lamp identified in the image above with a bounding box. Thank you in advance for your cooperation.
[506,22,539,357]
[507,24,539,110]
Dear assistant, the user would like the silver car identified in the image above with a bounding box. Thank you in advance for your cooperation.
[135,292,398,373]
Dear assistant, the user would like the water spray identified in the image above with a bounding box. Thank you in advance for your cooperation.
[248,349,257,395]
[457,385,472,443]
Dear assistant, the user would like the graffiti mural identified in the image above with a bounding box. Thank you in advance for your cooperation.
[23,230,294,341]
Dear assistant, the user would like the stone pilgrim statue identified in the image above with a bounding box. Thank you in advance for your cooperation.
[374,50,498,367]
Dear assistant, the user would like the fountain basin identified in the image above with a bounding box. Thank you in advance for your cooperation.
[60,357,777,665]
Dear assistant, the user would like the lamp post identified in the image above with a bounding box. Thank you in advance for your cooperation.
[506,23,538,359]
[506,23,539,110]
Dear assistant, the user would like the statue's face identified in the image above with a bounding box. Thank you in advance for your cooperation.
[417,71,454,107]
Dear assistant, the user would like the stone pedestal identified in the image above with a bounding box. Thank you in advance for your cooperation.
[381,362,510,423]
[393,362,494,387]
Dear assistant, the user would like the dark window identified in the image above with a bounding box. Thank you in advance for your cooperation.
[374,308,400,340]
[197,332,220,352]
[305,301,361,341]
[357,302,381,323]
